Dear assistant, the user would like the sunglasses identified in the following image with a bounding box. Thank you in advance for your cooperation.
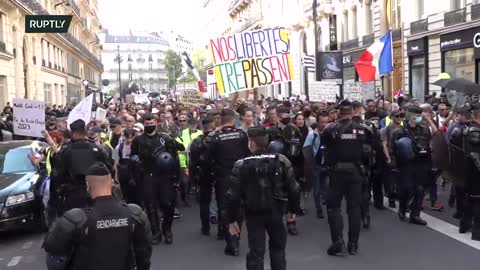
[179,120,187,123]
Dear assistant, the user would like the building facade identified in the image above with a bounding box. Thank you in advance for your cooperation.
[403,0,480,101]
[100,30,170,95]
[0,0,103,107]
[201,0,398,99]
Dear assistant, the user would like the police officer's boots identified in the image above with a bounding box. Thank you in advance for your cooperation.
[327,240,347,257]
[224,236,239,256]
[362,215,370,229]
[146,206,162,245]
[287,221,298,236]
[162,223,173,245]
[347,242,359,255]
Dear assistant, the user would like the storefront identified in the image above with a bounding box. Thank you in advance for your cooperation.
[407,37,428,100]
[342,50,363,82]
[440,27,480,85]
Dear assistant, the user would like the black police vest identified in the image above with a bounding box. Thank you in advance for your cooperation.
[464,124,480,155]
[72,202,135,270]
[241,154,284,212]
[209,127,249,177]
[65,140,108,186]
[326,120,367,165]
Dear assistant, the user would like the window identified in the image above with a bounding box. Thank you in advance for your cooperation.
[411,57,425,101]
[128,63,132,71]
[392,0,402,30]
[451,0,466,10]
[350,8,357,39]
[128,73,133,81]
[44,83,53,105]
[149,63,153,71]
[148,54,153,61]
[417,0,424,20]
[444,48,475,82]
[365,3,373,35]
[128,54,132,62]
[342,11,348,42]
[0,76,6,107]
[0,13,4,42]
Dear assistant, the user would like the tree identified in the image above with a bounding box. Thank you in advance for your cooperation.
[163,49,183,90]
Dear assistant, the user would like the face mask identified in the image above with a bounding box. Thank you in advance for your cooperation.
[415,116,423,124]
[144,125,156,135]
[280,117,291,125]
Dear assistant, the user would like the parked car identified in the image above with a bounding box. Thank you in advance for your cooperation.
[0,140,48,231]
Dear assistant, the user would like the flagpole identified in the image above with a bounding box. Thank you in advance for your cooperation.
[311,0,318,99]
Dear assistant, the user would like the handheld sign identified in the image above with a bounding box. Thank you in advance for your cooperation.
[180,90,204,106]
[13,98,46,138]
[210,27,295,94]
[309,81,339,103]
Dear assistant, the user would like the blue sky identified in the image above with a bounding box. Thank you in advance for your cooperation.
[99,0,203,42]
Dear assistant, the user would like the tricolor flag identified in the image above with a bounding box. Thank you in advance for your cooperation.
[182,51,205,92]
[354,31,393,82]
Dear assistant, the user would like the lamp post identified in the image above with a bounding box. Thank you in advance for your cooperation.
[114,45,123,101]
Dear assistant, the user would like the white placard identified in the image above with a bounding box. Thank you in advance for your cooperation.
[344,82,362,101]
[361,81,375,101]
[95,107,107,121]
[309,81,339,102]
[13,98,46,138]
[67,94,93,127]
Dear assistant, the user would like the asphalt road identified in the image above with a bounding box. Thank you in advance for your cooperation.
[1,184,480,270]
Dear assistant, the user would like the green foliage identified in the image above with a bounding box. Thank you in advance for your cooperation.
[163,49,183,89]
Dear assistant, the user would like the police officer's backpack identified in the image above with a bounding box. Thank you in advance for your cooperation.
[241,154,281,212]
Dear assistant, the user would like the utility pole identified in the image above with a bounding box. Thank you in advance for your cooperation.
[115,45,123,100]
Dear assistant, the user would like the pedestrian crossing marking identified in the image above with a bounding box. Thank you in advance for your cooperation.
[7,256,22,267]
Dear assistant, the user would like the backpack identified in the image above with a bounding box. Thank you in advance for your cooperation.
[242,155,279,212]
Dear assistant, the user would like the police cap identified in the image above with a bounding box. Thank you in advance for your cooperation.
[89,126,104,134]
[337,99,353,114]
[69,119,86,133]
[86,162,111,176]
[406,105,423,114]
[247,126,267,138]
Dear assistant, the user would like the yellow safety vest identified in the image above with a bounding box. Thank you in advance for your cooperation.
[385,116,403,127]
[46,148,52,176]
[176,129,203,168]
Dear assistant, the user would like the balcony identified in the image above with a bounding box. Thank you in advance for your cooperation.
[341,38,359,50]
[16,0,103,70]
[229,0,252,16]
[472,4,480,21]
[235,13,263,33]
[68,0,81,18]
[444,8,466,27]
[410,18,428,35]
[362,34,374,46]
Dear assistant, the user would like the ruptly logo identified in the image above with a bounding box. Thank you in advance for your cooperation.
[474,33,480,48]
[25,15,72,33]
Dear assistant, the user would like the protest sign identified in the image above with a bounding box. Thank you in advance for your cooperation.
[344,82,362,101]
[125,94,135,104]
[180,90,204,106]
[309,81,339,103]
[95,107,107,121]
[210,27,295,94]
[12,98,46,138]
[361,81,375,101]
[67,94,93,127]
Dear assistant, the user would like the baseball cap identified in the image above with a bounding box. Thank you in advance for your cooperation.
[134,123,144,132]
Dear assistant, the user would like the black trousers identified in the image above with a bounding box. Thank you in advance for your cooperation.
[398,161,431,217]
[215,176,243,247]
[461,196,480,237]
[199,174,217,232]
[117,161,139,204]
[360,176,370,219]
[327,169,362,244]
[245,206,286,270]
[143,174,176,235]
[370,168,385,205]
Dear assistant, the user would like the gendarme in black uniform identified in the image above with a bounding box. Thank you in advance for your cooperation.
[226,127,300,270]
[189,116,216,235]
[321,100,370,256]
[205,109,250,256]
[56,120,112,214]
[130,115,184,245]
[43,163,152,270]
[461,103,480,240]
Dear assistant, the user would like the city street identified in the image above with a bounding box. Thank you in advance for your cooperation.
[1,183,479,270]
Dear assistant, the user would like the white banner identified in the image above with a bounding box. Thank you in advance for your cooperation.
[344,82,362,101]
[13,98,46,138]
[67,94,93,127]
[95,107,107,121]
[309,81,339,102]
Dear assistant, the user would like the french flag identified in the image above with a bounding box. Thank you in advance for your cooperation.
[182,51,206,92]
[354,31,393,82]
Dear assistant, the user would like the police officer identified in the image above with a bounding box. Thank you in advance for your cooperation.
[321,100,369,256]
[351,101,381,229]
[390,105,437,226]
[205,109,250,256]
[460,103,480,240]
[43,162,152,270]
[130,113,184,245]
[226,127,300,270]
[56,120,112,214]
[190,116,216,235]
[267,105,303,235]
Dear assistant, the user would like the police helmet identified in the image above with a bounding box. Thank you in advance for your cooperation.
[395,137,415,162]
[154,152,177,174]
[267,140,285,154]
